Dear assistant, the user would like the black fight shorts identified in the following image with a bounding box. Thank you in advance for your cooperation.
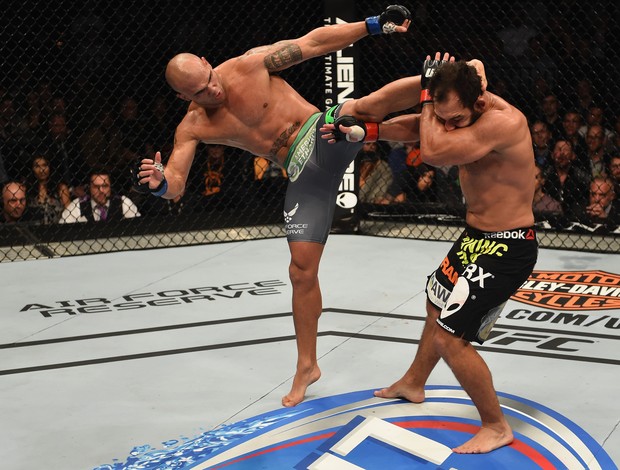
[426,225,538,344]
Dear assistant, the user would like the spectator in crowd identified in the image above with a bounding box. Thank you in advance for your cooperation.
[585,124,611,179]
[358,141,393,204]
[27,154,71,224]
[78,108,124,187]
[560,110,588,170]
[0,94,28,180]
[533,163,562,220]
[608,155,620,202]
[0,147,9,185]
[192,144,253,208]
[572,177,620,230]
[578,104,614,143]
[141,186,198,217]
[117,95,149,193]
[1,181,43,224]
[379,162,440,206]
[385,142,409,183]
[530,120,554,168]
[199,144,225,198]
[254,156,287,180]
[544,139,590,221]
[18,93,47,154]
[570,78,599,119]
[60,171,140,223]
[43,113,83,197]
[251,153,288,205]
[539,93,564,142]
[145,95,176,158]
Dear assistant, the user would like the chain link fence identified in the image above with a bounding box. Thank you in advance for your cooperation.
[1,0,618,261]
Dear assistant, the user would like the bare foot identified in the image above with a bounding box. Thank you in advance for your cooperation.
[373,378,425,403]
[282,364,321,407]
[453,424,514,454]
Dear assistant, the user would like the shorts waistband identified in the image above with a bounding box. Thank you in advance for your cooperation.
[465,224,537,241]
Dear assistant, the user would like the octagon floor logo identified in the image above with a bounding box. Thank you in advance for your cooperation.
[96,387,616,469]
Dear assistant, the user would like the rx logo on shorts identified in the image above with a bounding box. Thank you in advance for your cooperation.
[462,263,495,288]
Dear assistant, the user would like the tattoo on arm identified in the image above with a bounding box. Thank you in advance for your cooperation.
[264,44,302,71]
[269,121,301,156]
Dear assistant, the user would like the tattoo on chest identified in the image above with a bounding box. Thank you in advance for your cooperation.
[264,44,302,71]
[269,121,300,156]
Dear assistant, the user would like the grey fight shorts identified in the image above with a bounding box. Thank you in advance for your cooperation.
[282,105,364,244]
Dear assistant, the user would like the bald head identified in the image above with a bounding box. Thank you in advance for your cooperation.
[165,53,206,92]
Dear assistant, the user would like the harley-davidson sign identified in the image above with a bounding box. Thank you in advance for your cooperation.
[511,270,620,311]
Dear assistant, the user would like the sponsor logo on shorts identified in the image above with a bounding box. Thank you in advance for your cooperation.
[283,203,299,223]
[287,125,316,183]
[440,256,458,285]
[512,270,620,310]
[462,263,495,288]
[484,229,536,240]
[426,273,451,309]
[456,236,508,265]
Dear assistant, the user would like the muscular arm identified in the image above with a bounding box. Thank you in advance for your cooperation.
[378,114,421,142]
[138,123,199,199]
[250,22,368,72]
[256,18,408,72]
[419,106,512,166]
[162,131,199,199]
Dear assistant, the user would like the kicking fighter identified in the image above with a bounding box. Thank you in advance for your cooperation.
[134,6,433,407]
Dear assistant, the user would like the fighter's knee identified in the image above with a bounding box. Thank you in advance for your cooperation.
[288,261,316,287]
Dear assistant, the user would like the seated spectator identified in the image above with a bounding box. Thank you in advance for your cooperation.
[381,163,438,205]
[43,113,83,197]
[533,163,562,220]
[585,124,611,179]
[544,139,590,220]
[571,177,620,231]
[609,155,620,201]
[358,142,393,204]
[60,171,140,223]
[254,156,287,180]
[141,187,199,217]
[192,144,253,208]
[1,181,43,224]
[578,104,614,143]
[539,93,564,142]
[561,110,588,170]
[27,154,71,224]
[386,142,408,180]
[530,120,554,168]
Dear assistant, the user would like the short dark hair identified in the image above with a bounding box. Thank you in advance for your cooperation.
[429,61,482,109]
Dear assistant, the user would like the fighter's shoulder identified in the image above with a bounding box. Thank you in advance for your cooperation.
[176,105,205,139]
[235,46,274,68]
[482,97,526,132]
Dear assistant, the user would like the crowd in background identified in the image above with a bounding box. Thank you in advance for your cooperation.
[1,1,619,233]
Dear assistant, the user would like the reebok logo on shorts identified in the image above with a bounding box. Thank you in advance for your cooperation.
[484,229,535,240]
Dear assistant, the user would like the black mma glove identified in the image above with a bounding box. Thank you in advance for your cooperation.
[366,5,411,35]
[332,115,379,143]
[420,57,446,106]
